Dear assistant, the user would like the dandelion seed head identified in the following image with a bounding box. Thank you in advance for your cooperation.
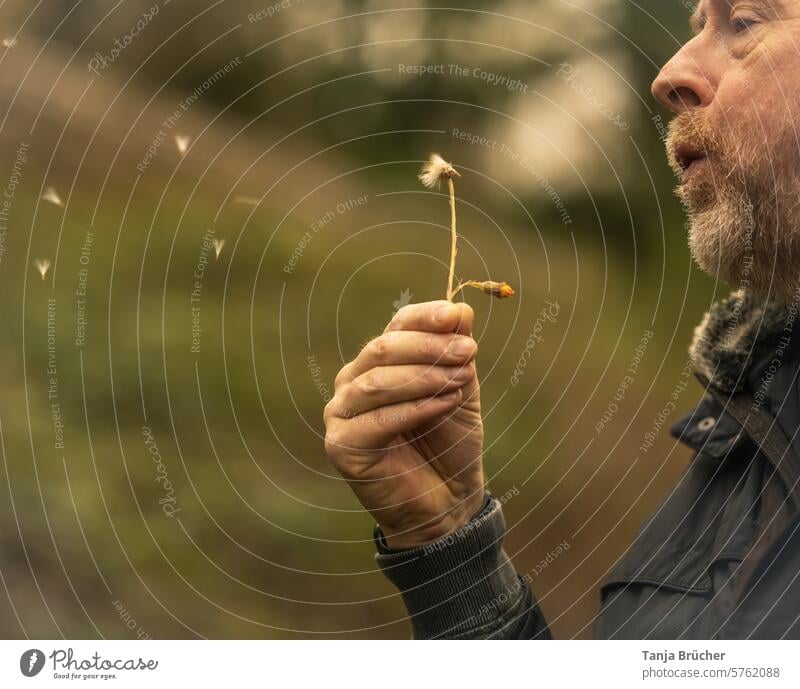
[418,153,460,189]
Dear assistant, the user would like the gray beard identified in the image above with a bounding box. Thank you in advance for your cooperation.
[681,172,800,305]
[666,107,800,305]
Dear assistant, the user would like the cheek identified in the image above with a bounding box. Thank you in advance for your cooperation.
[709,76,774,142]
[727,51,800,129]
[713,74,757,118]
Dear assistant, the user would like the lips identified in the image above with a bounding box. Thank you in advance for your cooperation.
[674,144,708,180]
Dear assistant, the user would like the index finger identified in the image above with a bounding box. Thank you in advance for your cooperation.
[384,300,474,336]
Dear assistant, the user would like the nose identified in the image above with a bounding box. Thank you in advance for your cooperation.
[651,38,717,113]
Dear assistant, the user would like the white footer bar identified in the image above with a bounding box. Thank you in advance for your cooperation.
[0,640,796,687]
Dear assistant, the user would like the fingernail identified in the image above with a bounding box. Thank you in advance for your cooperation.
[436,304,454,322]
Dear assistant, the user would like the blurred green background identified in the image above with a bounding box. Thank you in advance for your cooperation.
[0,0,726,639]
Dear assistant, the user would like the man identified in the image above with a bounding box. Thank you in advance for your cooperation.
[323,0,800,638]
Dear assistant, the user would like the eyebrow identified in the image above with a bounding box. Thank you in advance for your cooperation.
[689,9,706,35]
[690,0,782,34]
[688,0,708,35]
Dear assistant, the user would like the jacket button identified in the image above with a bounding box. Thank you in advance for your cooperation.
[697,416,716,431]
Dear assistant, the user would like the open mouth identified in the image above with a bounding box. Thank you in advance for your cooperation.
[674,144,708,179]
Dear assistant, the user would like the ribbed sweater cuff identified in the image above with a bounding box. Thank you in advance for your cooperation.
[374,498,526,638]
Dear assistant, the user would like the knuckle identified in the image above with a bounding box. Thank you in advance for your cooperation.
[371,331,401,360]
[394,303,415,321]
[354,372,380,397]
[334,363,352,389]
[421,368,443,389]
[369,335,389,360]
[324,394,354,421]
[333,399,354,420]
[426,333,447,358]
[324,427,344,458]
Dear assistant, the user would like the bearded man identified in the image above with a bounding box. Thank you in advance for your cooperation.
[323,0,800,639]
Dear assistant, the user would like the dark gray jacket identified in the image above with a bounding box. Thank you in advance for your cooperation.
[375,293,800,639]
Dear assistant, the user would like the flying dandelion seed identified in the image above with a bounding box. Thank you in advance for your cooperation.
[418,153,514,302]
[233,195,260,207]
[174,135,191,155]
[2,37,17,48]
[33,258,51,281]
[41,187,63,207]
[212,238,225,260]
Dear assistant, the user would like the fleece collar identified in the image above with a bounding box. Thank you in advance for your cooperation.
[689,289,799,394]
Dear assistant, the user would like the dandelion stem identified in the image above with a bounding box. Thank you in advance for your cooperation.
[418,153,513,303]
[446,177,457,301]
[451,281,466,300]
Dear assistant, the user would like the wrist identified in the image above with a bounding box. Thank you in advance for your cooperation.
[380,492,487,551]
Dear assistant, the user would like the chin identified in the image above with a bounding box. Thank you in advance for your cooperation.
[687,203,800,306]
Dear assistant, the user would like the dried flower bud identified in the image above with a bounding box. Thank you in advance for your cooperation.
[418,153,461,189]
[461,280,515,299]
[495,282,516,298]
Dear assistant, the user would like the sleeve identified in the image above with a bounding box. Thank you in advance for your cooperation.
[374,494,552,639]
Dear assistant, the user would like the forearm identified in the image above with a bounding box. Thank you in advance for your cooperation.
[375,495,552,639]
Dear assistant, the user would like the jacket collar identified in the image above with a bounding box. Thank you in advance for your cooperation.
[689,289,800,395]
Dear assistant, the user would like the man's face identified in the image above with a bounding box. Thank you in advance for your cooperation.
[652,0,800,303]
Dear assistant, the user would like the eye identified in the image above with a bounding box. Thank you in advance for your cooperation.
[732,16,758,34]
